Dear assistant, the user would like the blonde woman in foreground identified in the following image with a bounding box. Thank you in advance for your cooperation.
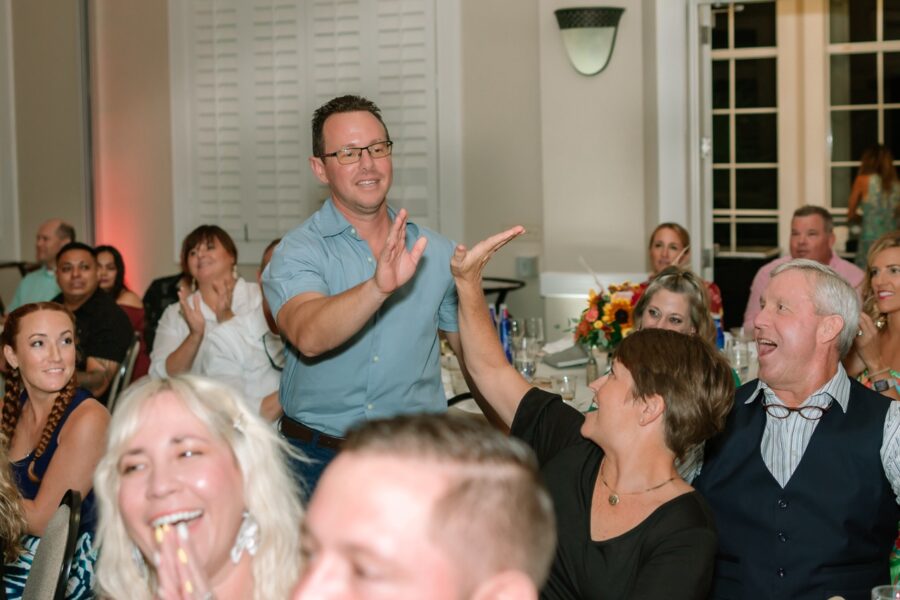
[93,375,304,599]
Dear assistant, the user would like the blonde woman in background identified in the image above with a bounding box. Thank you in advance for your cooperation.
[845,230,900,401]
[645,223,723,317]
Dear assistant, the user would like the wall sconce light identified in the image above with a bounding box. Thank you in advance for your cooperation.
[554,7,625,76]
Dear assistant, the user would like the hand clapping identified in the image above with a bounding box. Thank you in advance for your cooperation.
[373,209,428,295]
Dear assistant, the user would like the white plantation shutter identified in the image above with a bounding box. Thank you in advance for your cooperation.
[169,0,443,264]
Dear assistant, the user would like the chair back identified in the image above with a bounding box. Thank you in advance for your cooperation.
[107,332,141,412]
[22,490,82,600]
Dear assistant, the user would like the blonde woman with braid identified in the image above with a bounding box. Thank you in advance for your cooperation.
[1,302,109,599]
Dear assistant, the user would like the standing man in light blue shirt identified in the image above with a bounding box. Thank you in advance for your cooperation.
[263,95,472,493]
[8,218,75,312]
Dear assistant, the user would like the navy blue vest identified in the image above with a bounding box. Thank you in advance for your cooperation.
[694,378,898,600]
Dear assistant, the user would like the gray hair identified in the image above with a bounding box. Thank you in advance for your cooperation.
[344,414,557,590]
[94,376,305,600]
[771,258,860,357]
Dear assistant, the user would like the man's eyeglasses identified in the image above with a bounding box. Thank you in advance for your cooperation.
[762,401,832,421]
[318,141,393,165]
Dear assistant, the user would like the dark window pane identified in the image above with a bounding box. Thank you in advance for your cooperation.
[886,110,900,161]
[885,0,900,40]
[830,54,877,105]
[736,114,777,163]
[831,167,854,208]
[712,8,728,49]
[735,58,777,108]
[736,169,778,209]
[713,60,729,109]
[736,222,778,248]
[831,110,877,161]
[714,169,730,209]
[829,0,876,43]
[714,222,732,249]
[886,53,900,103]
[734,2,776,48]
[713,115,730,164]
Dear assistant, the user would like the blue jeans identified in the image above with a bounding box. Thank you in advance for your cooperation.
[281,430,339,501]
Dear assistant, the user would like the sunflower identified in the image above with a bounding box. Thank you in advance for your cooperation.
[601,295,634,330]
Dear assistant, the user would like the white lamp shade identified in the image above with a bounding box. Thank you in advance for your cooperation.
[555,7,624,76]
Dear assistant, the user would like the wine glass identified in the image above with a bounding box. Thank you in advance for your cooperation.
[513,337,539,380]
[525,317,545,349]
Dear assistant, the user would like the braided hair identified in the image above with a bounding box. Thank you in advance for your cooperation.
[1,302,79,483]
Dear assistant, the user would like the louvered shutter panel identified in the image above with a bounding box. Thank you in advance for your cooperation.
[170,0,439,262]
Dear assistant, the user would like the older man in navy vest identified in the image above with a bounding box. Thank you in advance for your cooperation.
[691,258,900,599]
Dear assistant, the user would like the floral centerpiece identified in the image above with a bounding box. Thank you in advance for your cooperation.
[572,282,643,351]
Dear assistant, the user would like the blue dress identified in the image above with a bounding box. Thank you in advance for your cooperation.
[3,388,98,599]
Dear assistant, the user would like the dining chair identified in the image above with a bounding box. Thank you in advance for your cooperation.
[107,332,142,412]
[21,490,82,600]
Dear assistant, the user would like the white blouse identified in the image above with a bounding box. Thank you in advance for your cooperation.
[148,277,261,379]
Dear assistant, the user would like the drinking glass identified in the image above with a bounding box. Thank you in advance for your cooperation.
[871,585,900,599]
[728,339,750,383]
[556,375,577,402]
[513,337,539,380]
[525,317,545,348]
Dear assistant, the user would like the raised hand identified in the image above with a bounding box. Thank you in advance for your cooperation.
[373,209,428,295]
[854,312,883,371]
[178,286,206,336]
[451,226,525,285]
[154,523,215,600]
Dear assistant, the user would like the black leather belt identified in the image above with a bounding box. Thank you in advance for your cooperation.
[280,416,344,451]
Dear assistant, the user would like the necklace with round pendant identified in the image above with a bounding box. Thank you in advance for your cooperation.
[599,458,675,506]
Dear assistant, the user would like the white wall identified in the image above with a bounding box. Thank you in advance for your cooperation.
[0,0,19,260]
[539,0,648,275]
[461,0,545,321]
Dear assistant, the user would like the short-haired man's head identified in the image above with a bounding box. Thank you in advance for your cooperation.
[311,95,389,157]
[862,230,900,320]
[343,415,556,590]
[56,241,97,265]
[771,258,859,357]
[614,328,734,460]
[37,219,76,266]
[792,205,834,233]
[633,266,716,344]
[55,221,76,244]
[179,225,238,276]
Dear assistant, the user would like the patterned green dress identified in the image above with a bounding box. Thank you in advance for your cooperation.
[856,174,900,268]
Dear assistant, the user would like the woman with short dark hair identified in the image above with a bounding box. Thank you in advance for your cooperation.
[452,227,735,599]
[149,225,261,379]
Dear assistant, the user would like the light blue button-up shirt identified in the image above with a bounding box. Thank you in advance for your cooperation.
[262,199,458,436]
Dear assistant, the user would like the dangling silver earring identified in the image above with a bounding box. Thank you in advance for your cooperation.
[131,544,148,578]
[232,264,239,280]
[230,511,259,564]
